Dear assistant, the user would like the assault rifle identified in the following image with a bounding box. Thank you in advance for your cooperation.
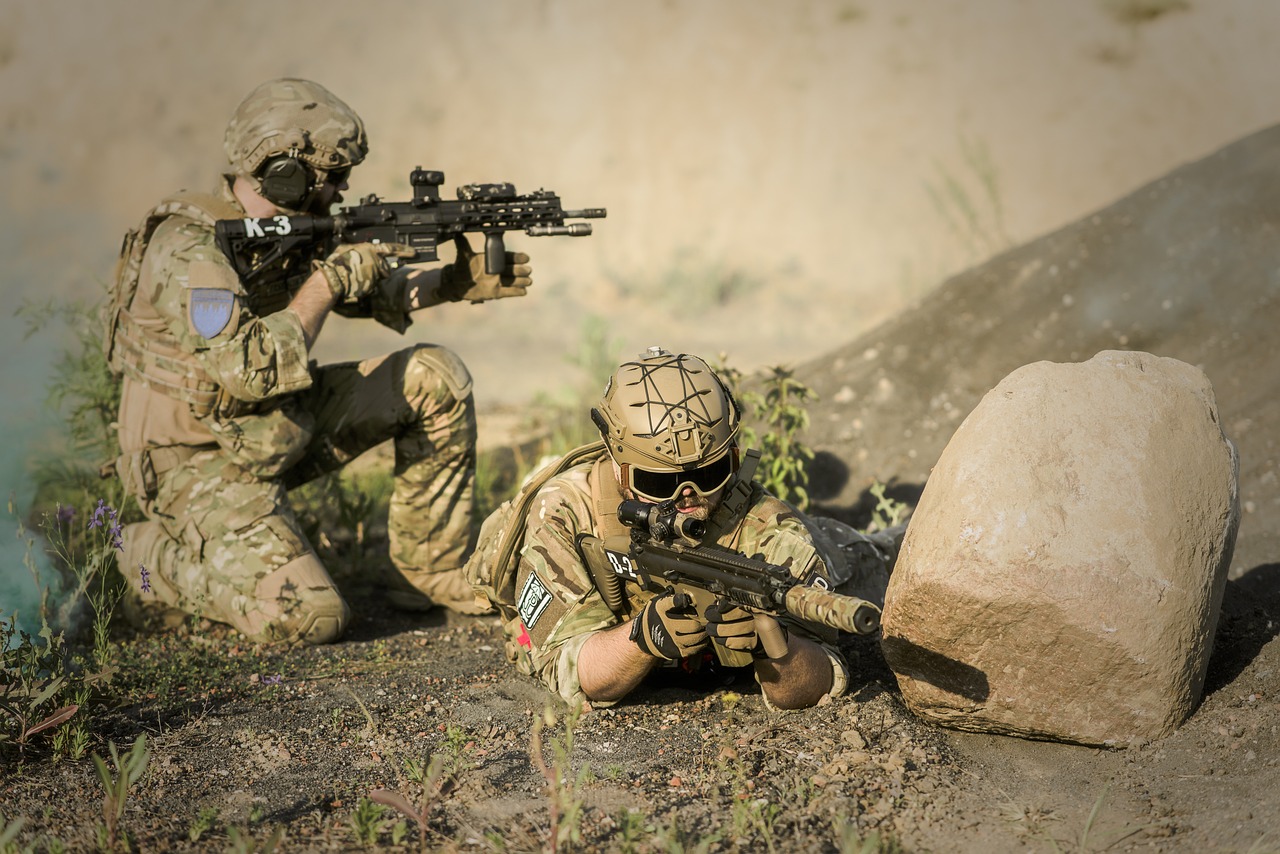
[213,167,606,279]
[585,499,882,666]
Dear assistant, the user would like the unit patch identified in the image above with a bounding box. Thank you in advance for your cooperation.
[189,288,237,339]
[517,571,554,631]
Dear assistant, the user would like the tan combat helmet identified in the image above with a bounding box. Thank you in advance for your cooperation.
[591,347,742,503]
[223,77,368,209]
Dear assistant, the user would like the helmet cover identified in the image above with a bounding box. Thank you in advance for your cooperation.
[592,347,740,473]
[223,78,368,179]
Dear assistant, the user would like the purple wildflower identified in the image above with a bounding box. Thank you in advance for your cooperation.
[263,674,284,687]
[89,498,108,529]
[55,504,75,526]
[139,564,152,594]
[90,499,125,551]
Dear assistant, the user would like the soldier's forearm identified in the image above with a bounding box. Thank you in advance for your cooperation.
[754,635,835,710]
[289,270,338,348]
[577,621,658,703]
[402,266,449,312]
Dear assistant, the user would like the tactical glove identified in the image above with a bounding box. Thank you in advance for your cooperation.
[314,242,416,302]
[705,601,790,660]
[629,591,709,660]
[440,235,532,303]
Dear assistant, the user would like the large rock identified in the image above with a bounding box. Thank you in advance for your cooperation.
[880,351,1239,746]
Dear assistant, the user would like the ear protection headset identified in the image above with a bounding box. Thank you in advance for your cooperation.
[257,153,315,210]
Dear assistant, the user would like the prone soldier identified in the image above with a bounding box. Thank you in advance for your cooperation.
[107,77,532,643]
[465,348,903,710]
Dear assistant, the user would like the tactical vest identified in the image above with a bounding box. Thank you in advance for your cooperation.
[103,191,260,420]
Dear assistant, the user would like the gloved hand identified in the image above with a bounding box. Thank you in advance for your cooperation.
[706,601,790,660]
[629,591,709,660]
[314,242,417,302]
[440,235,532,303]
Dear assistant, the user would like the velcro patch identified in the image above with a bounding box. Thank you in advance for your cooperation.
[605,548,637,581]
[189,288,236,339]
[517,571,554,631]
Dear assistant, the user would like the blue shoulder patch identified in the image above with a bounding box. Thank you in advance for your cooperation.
[189,289,236,339]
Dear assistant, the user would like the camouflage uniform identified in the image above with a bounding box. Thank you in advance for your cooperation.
[113,177,477,644]
[473,454,883,709]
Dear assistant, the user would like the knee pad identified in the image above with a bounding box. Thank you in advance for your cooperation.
[250,553,350,645]
[407,344,474,403]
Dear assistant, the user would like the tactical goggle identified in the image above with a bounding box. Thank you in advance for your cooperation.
[621,449,738,503]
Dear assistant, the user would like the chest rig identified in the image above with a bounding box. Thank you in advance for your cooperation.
[103,191,305,419]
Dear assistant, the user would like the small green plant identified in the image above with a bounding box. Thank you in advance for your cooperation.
[524,314,623,458]
[92,734,150,853]
[713,356,818,509]
[19,297,123,512]
[349,796,388,847]
[371,724,474,852]
[925,133,1011,264]
[0,812,29,854]
[225,824,284,854]
[1100,0,1190,26]
[647,816,721,854]
[839,825,907,854]
[0,614,78,761]
[529,701,589,853]
[867,482,909,532]
[187,806,218,843]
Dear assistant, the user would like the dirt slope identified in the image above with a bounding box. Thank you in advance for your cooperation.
[801,123,1280,580]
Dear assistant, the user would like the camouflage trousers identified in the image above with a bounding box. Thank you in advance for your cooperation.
[119,344,477,644]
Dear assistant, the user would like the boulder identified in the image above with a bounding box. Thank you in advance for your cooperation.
[880,350,1239,746]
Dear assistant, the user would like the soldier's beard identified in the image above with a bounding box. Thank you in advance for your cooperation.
[673,494,715,520]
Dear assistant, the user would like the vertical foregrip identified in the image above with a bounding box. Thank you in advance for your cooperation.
[784,586,882,635]
[484,232,506,274]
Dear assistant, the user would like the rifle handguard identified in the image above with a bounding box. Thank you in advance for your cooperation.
[783,586,881,635]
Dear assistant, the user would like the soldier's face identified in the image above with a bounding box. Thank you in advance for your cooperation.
[671,485,724,521]
[309,167,351,213]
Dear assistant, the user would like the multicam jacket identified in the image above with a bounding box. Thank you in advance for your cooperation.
[506,456,849,707]
[109,177,417,485]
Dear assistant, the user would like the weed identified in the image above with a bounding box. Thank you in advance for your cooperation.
[18,298,123,514]
[925,133,1011,264]
[609,245,764,311]
[187,806,219,843]
[647,815,721,854]
[91,734,150,853]
[1038,784,1154,853]
[839,825,907,854]
[523,315,623,458]
[225,824,284,854]
[1100,0,1190,27]
[349,796,388,847]
[615,808,645,853]
[529,701,589,853]
[0,812,28,854]
[867,482,909,532]
[712,356,818,509]
[370,724,474,851]
[289,466,392,581]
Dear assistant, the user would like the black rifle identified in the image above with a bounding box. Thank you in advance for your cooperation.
[585,499,882,665]
[213,167,606,279]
